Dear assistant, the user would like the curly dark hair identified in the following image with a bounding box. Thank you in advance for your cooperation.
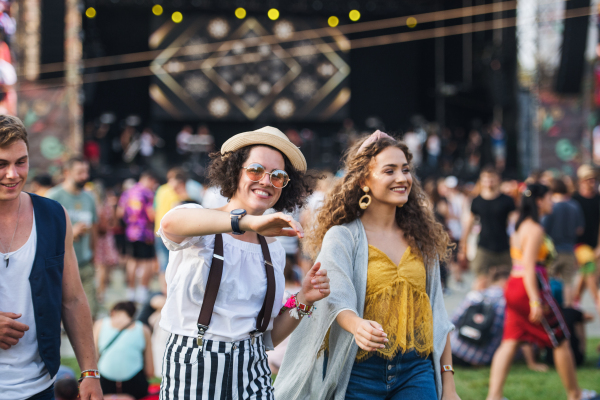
[206,145,318,213]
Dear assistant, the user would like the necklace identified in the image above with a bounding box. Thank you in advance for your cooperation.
[0,194,22,268]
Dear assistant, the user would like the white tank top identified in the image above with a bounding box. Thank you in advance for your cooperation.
[0,214,54,399]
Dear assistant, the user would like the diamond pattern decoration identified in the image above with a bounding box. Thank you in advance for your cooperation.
[150,16,350,121]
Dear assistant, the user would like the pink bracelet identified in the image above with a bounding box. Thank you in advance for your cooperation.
[278,293,316,318]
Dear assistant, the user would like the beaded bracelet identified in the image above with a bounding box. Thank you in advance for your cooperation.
[278,293,316,319]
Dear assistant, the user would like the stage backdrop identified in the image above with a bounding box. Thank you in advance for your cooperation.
[149,15,350,122]
[17,82,72,176]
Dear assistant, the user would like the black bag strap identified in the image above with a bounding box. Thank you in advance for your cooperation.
[99,320,135,359]
[196,234,276,346]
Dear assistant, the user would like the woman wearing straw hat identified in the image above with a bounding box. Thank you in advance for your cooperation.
[157,126,330,399]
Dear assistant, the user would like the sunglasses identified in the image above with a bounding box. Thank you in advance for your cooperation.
[243,163,290,189]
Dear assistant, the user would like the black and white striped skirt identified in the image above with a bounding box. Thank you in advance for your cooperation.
[160,333,274,400]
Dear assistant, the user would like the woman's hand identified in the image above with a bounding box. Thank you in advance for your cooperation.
[352,319,388,352]
[529,303,543,324]
[297,262,330,305]
[242,213,304,238]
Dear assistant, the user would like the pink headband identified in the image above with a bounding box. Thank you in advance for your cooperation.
[357,130,394,154]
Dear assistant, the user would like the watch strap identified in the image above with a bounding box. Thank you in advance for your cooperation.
[231,214,245,235]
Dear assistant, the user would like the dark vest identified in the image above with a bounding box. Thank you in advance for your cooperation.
[28,193,66,378]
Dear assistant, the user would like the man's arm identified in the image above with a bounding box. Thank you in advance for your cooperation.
[61,208,103,399]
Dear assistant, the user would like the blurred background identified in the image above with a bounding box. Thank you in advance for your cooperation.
[4,0,598,183]
[4,2,600,399]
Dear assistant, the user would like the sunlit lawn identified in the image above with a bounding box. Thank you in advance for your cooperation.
[454,337,600,400]
[62,338,600,399]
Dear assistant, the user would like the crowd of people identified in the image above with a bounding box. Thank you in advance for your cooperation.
[1,113,600,400]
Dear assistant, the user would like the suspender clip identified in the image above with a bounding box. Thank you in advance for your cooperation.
[249,330,259,346]
[197,324,209,348]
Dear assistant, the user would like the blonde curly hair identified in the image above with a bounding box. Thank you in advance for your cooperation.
[304,134,452,265]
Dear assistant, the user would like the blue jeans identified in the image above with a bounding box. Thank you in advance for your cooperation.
[345,350,437,400]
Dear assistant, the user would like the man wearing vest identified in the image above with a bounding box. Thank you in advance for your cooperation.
[0,115,102,400]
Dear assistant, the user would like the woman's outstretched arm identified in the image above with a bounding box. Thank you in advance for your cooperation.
[160,207,304,243]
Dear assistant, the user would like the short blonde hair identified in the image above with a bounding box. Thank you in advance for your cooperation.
[0,115,29,149]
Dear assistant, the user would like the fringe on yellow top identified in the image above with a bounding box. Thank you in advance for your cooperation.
[355,245,433,363]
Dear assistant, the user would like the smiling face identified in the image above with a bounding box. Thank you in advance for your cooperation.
[0,140,29,201]
[364,146,413,207]
[235,146,285,213]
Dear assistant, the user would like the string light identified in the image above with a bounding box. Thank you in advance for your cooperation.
[172,11,183,23]
[328,16,339,27]
[85,7,96,19]
[268,8,280,20]
[406,17,417,28]
[30,2,588,77]
[235,7,247,19]
[152,5,163,16]
[349,10,360,22]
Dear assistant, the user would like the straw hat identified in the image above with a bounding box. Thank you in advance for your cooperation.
[221,126,307,172]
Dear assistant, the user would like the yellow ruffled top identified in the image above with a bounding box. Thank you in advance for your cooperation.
[355,245,433,363]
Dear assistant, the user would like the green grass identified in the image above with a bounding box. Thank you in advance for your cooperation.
[454,338,600,400]
[61,338,600,399]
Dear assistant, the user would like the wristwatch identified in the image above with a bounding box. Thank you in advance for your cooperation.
[230,209,247,235]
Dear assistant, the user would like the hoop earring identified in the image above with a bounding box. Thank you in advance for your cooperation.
[359,186,372,210]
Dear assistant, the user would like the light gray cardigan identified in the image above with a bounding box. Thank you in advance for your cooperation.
[274,219,454,400]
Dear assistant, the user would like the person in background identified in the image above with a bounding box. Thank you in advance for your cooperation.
[167,168,192,203]
[154,167,185,294]
[201,185,229,209]
[118,171,158,304]
[444,175,468,286]
[451,269,509,367]
[571,165,600,318]
[93,185,120,303]
[542,178,584,307]
[47,156,99,318]
[30,174,53,197]
[93,301,153,399]
[299,171,334,273]
[486,184,584,400]
[54,378,80,400]
[460,166,516,291]
[450,267,547,371]
[424,178,451,290]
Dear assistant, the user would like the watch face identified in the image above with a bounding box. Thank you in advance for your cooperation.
[231,209,247,216]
